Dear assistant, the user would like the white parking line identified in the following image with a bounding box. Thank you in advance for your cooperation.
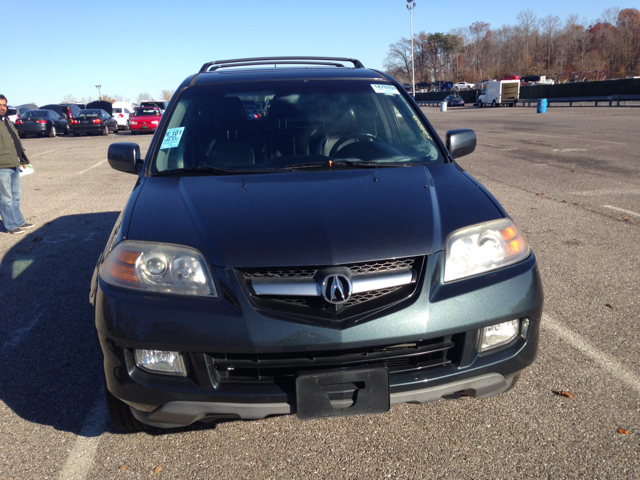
[58,389,108,480]
[77,159,108,175]
[28,149,65,158]
[603,205,640,217]
[485,131,626,145]
[2,312,42,349]
[543,315,640,395]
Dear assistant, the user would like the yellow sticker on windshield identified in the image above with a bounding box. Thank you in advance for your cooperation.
[413,116,432,140]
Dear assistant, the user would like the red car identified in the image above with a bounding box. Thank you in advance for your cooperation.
[130,107,162,135]
[501,75,520,81]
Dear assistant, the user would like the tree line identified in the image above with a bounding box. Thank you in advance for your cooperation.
[384,7,640,84]
[60,90,175,105]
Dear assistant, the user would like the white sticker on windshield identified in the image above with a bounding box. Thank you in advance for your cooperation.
[160,127,185,149]
[371,84,400,96]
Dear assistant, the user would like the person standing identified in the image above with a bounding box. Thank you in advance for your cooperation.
[0,94,34,235]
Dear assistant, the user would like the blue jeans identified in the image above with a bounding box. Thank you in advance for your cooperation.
[0,167,25,231]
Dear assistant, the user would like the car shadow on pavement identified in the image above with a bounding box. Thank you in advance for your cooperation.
[0,212,121,434]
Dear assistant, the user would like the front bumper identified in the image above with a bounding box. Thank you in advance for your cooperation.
[96,252,543,428]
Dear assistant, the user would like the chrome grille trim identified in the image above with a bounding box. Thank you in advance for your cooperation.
[251,268,413,296]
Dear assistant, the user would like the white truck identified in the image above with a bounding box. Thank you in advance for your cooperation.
[477,80,520,107]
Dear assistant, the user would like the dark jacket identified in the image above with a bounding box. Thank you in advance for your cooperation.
[0,117,29,169]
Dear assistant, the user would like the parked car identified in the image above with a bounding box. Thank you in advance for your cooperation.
[70,109,118,136]
[452,82,474,91]
[39,104,81,122]
[501,75,520,81]
[96,56,543,432]
[443,94,465,107]
[130,107,162,135]
[520,75,541,84]
[244,104,261,120]
[15,109,70,137]
[440,81,453,91]
[6,106,18,123]
[112,102,134,130]
[474,79,491,90]
[140,100,169,113]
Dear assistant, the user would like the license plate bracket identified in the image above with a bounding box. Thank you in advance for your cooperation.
[296,368,389,420]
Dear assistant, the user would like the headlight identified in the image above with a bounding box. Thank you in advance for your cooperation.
[444,219,530,282]
[151,120,159,125]
[130,121,138,125]
[100,240,217,296]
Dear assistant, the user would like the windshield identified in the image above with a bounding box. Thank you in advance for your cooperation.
[134,108,161,117]
[152,80,444,175]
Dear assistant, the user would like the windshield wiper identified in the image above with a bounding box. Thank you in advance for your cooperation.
[153,166,240,176]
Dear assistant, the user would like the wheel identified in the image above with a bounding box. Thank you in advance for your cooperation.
[49,125,57,137]
[104,384,150,433]
[492,100,497,108]
[329,133,385,158]
[478,100,483,108]
[114,125,119,134]
[102,125,109,136]
[65,125,71,135]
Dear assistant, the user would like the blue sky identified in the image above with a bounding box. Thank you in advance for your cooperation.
[2,0,630,106]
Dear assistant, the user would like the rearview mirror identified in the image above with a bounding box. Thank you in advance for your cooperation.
[446,129,476,159]
[108,142,143,174]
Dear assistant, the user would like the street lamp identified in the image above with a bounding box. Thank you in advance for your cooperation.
[95,84,102,100]
[406,1,416,97]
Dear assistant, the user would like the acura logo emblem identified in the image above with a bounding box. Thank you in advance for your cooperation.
[322,274,352,304]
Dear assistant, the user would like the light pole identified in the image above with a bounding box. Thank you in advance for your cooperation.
[95,84,102,100]
[406,1,416,97]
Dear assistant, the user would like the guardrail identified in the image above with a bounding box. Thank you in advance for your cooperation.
[517,94,640,107]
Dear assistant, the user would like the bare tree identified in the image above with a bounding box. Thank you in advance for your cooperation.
[541,15,562,71]
[161,89,175,101]
[136,92,153,104]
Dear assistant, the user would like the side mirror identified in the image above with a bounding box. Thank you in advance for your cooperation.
[108,142,143,174]
[446,129,476,159]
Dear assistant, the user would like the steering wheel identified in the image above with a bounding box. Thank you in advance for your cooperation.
[329,133,385,158]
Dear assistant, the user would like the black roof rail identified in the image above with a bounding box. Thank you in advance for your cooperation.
[199,56,365,73]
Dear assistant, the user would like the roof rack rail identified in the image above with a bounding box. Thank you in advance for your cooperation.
[199,56,365,73]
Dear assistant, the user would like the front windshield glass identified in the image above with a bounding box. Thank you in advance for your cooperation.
[152,80,444,174]
[135,108,161,117]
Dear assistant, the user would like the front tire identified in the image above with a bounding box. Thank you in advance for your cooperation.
[478,100,483,108]
[102,125,109,136]
[49,125,57,137]
[492,100,497,108]
[104,384,150,433]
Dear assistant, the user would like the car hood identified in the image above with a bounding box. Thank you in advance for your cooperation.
[127,164,502,268]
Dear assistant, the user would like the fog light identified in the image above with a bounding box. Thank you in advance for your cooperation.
[134,349,187,376]
[478,319,520,352]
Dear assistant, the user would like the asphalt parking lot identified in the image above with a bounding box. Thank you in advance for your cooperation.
[1,107,639,479]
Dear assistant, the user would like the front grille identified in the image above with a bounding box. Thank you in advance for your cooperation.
[210,336,457,384]
[241,258,416,280]
[237,256,424,322]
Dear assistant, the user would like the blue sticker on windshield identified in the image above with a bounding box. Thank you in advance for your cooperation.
[160,127,185,149]
[371,84,400,95]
